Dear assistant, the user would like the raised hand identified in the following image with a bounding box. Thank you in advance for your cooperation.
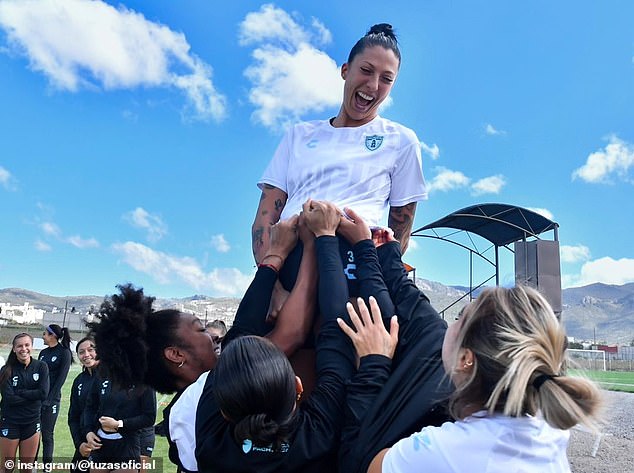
[264,214,299,271]
[302,199,340,237]
[337,296,399,359]
[338,207,372,245]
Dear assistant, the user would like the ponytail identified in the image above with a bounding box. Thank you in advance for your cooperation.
[534,374,602,430]
[233,413,294,451]
[47,324,75,363]
[451,286,602,430]
[214,336,298,450]
[60,327,72,351]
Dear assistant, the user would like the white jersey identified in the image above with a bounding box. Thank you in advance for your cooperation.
[258,116,427,227]
[168,370,209,472]
[383,411,571,473]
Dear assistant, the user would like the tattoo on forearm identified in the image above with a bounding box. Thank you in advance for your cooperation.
[274,198,283,212]
[389,203,416,239]
[252,226,264,251]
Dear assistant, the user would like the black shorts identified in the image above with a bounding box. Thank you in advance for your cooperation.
[279,237,359,295]
[91,435,140,463]
[138,426,155,457]
[0,419,41,441]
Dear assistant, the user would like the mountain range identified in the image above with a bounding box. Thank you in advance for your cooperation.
[2,281,633,345]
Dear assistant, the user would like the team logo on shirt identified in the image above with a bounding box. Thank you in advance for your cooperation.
[242,439,253,453]
[1,429,8,437]
[365,134,384,151]
[33,373,39,381]
[241,439,289,454]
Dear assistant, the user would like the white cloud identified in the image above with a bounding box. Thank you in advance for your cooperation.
[311,18,332,45]
[406,238,419,251]
[560,244,591,264]
[0,0,226,121]
[123,207,167,242]
[67,235,99,249]
[470,175,506,196]
[564,256,634,288]
[34,239,51,252]
[0,165,17,190]
[39,220,98,249]
[527,207,555,221]
[41,222,61,237]
[239,4,312,47]
[210,234,231,253]
[572,135,634,184]
[113,241,253,296]
[421,141,440,160]
[427,167,470,193]
[484,123,506,136]
[239,5,341,129]
[245,43,341,129]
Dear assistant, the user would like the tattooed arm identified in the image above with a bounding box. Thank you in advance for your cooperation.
[387,202,417,255]
[252,184,288,263]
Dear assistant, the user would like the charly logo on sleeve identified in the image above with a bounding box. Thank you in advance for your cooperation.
[365,134,384,151]
[1,429,8,437]
[51,356,57,362]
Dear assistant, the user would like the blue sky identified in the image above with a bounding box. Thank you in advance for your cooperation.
[1,0,633,299]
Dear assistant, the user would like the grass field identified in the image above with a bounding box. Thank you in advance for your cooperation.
[570,369,634,393]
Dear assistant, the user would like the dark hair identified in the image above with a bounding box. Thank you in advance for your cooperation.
[214,336,297,450]
[0,333,33,386]
[347,23,401,67]
[88,284,191,394]
[47,323,74,363]
[206,319,227,335]
[75,337,95,353]
[88,284,153,390]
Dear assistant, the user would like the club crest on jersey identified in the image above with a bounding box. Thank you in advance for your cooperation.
[1,429,8,437]
[33,373,39,381]
[365,135,383,151]
[52,356,57,362]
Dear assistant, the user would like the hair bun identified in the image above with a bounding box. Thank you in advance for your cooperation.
[368,23,396,39]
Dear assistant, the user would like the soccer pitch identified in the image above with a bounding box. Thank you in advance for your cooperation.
[570,369,634,393]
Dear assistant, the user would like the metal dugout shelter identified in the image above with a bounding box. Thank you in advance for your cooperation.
[410,203,562,318]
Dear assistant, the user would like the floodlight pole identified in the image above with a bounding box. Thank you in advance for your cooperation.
[62,300,68,328]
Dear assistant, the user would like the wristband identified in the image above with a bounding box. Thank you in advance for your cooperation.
[258,263,279,273]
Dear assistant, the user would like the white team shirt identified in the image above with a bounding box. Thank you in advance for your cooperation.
[169,370,209,472]
[383,411,571,473]
[258,116,427,227]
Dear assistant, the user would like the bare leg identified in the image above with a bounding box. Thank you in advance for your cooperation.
[17,432,40,473]
[0,437,20,473]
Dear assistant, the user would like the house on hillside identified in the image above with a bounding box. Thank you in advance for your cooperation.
[0,302,45,324]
